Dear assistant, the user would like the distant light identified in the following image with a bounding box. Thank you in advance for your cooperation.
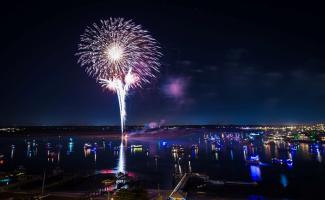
[0,178,10,183]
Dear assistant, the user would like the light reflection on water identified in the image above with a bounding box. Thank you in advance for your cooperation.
[0,130,325,192]
[250,165,262,182]
[280,174,288,188]
[117,142,125,173]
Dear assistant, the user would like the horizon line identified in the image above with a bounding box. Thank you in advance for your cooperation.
[1,123,324,128]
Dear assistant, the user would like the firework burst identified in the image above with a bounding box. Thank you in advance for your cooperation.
[76,18,161,135]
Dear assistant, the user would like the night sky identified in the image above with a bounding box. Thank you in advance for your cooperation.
[1,1,325,126]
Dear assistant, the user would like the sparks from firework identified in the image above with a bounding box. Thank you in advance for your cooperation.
[77,18,161,135]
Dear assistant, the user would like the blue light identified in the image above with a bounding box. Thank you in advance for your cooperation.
[250,155,259,161]
[250,165,262,182]
[280,174,288,188]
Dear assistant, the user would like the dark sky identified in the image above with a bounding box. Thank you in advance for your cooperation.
[1,1,325,126]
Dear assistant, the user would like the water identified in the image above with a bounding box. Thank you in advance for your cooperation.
[0,129,325,198]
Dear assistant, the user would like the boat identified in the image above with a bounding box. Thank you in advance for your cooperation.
[246,155,261,165]
[272,158,293,167]
[102,179,115,186]
[172,145,185,154]
[84,143,92,149]
[130,145,142,148]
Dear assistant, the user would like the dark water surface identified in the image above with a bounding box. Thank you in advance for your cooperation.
[0,129,324,198]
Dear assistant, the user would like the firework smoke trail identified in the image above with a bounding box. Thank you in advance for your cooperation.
[77,18,161,136]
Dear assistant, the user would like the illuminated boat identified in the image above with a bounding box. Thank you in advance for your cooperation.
[84,143,92,149]
[131,145,143,153]
[286,159,293,167]
[272,158,293,167]
[172,145,181,153]
[172,145,185,154]
[160,141,168,147]
[246,155,261,165]
[131,145,142,148]
[102,179,115,186]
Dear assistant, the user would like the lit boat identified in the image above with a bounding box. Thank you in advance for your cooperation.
[84,143,92,149]
[246,155,261,165]
[286,159,293,167]
[172,145,185,153]
[160,141,168,147]
[172,145,181,152]
[131,145,142,148]
[272,158,293,167]
[131,145,143,153]
[102,179,115,186]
